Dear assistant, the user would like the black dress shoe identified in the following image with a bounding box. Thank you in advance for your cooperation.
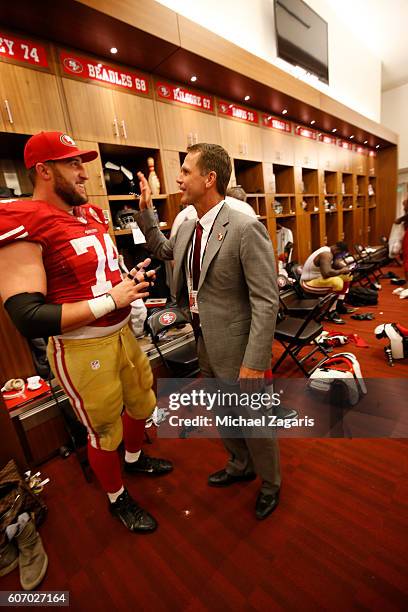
[124,450,173,476]
[208,469,256,487]
[255,490,280,520]
[109,489,157,532]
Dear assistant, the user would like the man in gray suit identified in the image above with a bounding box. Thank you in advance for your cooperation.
[136,143,280,519]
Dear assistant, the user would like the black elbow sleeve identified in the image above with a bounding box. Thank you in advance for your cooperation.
[4,292,62,339]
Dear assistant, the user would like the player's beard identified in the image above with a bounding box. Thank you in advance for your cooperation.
[52,166,88,206]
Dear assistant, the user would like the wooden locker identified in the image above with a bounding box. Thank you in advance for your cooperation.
[156,101,220,152]
[62,79,118,143]
[0,63,66,134]
[261,129,294,166]
[218,117,262,161]
[112,90,159,148]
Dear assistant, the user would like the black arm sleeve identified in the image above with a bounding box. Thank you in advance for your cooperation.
[4,292,62,339]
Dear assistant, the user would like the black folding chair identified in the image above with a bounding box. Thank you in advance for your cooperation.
[346,248,380,288]
[284,240,294,264]
[278,274,321,317]
[354,244,386,277]
[145,307,200,439]
[272,293,337,376]
[145,306,199,378]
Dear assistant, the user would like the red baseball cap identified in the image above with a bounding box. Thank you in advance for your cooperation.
[24,131,98,169]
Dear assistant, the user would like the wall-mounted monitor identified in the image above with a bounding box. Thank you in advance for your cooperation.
[274,0,329,84]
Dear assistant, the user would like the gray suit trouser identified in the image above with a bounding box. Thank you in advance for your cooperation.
[197,335,281,495]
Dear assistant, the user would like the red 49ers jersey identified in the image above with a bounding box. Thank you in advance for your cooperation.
[0,199,130,326]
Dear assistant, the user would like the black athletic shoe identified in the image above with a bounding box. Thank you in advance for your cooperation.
[109,488,157,532]
[391,278,406,286]
[124,450,173,476]
[325,311,345,325]
[336,303,357,315]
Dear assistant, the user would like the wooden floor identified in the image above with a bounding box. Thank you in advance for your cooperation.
[1,268,407,611]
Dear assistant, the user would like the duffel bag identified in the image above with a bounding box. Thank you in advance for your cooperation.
[346,286,378,306]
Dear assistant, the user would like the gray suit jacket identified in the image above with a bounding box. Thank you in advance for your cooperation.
[137,204,278,380]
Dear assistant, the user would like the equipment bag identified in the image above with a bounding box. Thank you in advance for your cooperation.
[346,286,378,306]
[308,353,367,407]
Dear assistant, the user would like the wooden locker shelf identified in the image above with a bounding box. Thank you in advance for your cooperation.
[301,168,319,194]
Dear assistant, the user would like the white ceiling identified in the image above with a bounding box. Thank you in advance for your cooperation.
[325,0,408,91]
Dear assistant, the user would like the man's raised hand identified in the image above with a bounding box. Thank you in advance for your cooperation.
[137,171,153,210]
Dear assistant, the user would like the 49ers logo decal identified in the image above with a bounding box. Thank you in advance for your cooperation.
[159,311,177,326]
[158,85,171,98]
[63,57,83,74]
[60,134,77,147]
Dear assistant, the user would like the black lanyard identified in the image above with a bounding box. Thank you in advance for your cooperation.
[188,203,224,277]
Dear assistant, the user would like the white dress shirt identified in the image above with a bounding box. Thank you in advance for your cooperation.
[187,200,225,274]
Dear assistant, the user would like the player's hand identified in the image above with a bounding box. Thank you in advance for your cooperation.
[134,258,157,284]
[109,258,153,307]
[239,365,265,394]
[137,171,153,210]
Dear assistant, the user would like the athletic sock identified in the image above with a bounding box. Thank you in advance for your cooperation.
[107,486,125,504]
[125,450,141,464]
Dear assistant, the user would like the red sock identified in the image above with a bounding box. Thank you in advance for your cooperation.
[335,280,351,297]
[122,412,146,453]
[87,444,122,493]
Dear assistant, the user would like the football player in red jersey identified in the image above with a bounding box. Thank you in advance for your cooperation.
[0,132,173,533]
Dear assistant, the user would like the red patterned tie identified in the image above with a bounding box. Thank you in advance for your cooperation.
[192,221,203,290]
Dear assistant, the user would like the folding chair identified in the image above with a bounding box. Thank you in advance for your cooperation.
[286,263,304,290]
[145,307,200,439]
[362,240,389,263]
[284,240,294,264]
[145,306,200,378]
[272,293,337,376]
[278,274,321,317]
[346,248,380,288]
[354,244,386,277]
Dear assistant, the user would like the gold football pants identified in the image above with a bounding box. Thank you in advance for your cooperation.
[47,324,156,451]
